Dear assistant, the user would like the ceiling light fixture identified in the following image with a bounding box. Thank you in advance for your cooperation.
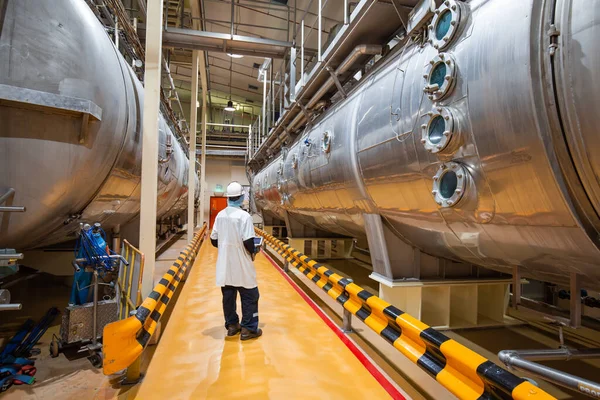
[224,100,235,112]
[224,56,236,112]
[227,53,244,59]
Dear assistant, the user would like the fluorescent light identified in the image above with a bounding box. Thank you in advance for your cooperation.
[227,53,244,58]
[224,100,235,112]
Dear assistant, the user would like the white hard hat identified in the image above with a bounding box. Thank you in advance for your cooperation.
[225,181,244,197]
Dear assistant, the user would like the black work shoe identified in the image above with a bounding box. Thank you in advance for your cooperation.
[226,323,241,336]
[240,327,263,341]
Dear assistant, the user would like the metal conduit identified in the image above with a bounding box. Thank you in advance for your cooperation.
[498,348,600,397]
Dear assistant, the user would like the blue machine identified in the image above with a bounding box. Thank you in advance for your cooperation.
[70,223,127,306]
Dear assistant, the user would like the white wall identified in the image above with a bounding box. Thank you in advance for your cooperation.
[201,158,249,224]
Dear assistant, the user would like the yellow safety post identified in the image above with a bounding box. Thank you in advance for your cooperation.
[103,224,207,376]
[257,228,555,400]
[122,356,142,385]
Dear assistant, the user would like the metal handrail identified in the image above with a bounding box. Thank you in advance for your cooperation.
[102,224,207,375]
[499,348,600,397]
[0,188,25,213]
[117,239,146,320]
[257,228,555,400]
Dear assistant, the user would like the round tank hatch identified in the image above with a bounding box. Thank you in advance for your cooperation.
[420,107,458,154]
[432,162,469,208]
[429,0,462,51]
[423,53,456,101]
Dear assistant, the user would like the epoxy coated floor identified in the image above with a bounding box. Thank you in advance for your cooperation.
[136,243,397,399]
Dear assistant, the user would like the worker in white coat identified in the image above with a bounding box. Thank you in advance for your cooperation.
[210,182,262,340]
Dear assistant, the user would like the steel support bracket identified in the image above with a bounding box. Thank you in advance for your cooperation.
[296,101,311,120]
[0,84,102,144]
[325,66,347,99]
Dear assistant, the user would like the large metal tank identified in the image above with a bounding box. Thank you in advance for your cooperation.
[253,0,600,290]
[0,0,198,249]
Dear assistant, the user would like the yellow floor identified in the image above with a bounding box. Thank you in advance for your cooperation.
[136,243,398,399]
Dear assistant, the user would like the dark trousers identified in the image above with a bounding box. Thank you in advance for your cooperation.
[221,286,260,332]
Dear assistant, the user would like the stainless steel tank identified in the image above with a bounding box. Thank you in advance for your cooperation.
[0,0,198,249]
[253,0,600,290]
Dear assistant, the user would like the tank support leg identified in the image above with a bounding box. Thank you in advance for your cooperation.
[512,265,521,309]
[570,272,581,328]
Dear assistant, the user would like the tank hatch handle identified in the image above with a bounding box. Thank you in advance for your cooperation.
[0,84,103,145]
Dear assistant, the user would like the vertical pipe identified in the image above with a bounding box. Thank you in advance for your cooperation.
[271,59,275,126]
[262,71,267,137]
[200,110,207,226]
[139,0,164,298]
[301,23,305,86]
[200,94,207,227]
[92,270,99,344]
[286,7,290,42]
[318,0,322,62]
[344,0,348,24]
[290,46,296,102]
[115,19,119,49]
[249,124,253,158]
[188,50,199,242]
[570,272,581,328]
[230,0,234,37]
[257,116,261,146]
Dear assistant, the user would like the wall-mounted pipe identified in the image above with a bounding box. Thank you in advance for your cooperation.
[498,349,600,397]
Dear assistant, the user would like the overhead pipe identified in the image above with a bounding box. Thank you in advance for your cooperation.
[306,44,382,109]
[267,44,382,152]
[498,348,600,397]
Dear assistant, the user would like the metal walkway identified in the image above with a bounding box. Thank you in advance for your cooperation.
[136,242,406,399]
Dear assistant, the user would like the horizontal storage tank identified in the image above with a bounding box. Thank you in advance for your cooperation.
[252,0,600,290]
[0,0,198,250]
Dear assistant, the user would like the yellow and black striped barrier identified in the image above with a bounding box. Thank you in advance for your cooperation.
[102,224,207,376]
[258,228,555,400]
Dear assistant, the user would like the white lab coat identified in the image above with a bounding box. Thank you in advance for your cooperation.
[210,206,257,289]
